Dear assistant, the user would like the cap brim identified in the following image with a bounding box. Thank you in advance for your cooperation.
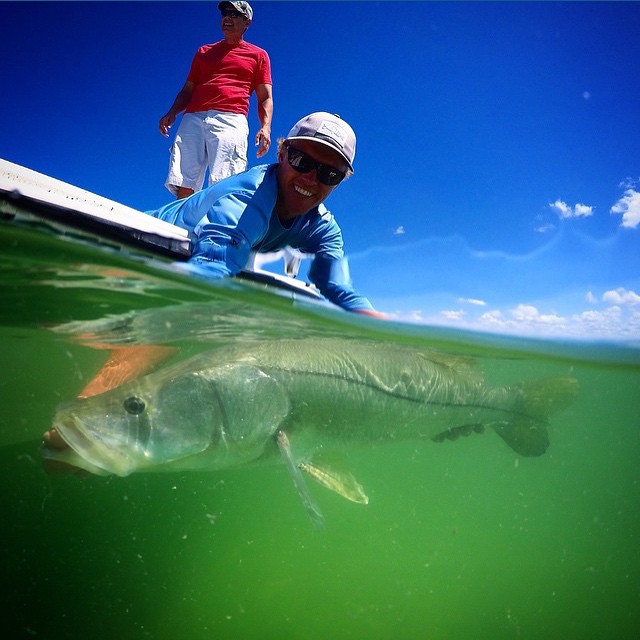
[286,136,353,172]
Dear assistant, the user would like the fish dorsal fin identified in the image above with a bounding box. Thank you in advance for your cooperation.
[300,459,369,505]
[415,350,483,383]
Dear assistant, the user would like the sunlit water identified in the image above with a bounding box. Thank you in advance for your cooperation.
[1,216,639,640]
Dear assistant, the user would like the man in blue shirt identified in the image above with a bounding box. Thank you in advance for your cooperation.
[147,112,383,317]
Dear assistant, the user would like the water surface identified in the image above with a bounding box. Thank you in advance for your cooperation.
[1,216,638,639]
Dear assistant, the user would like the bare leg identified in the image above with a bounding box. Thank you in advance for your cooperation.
[176,186,194,199]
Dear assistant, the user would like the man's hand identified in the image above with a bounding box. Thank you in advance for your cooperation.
[255,127,271,158]
[159,112,176,137]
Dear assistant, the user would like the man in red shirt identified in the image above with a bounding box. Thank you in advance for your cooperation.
[159,2,273,199]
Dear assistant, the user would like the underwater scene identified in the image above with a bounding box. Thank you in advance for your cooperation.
[1,215,639,640]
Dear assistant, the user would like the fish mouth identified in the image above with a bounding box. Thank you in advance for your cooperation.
[42,414,134,477]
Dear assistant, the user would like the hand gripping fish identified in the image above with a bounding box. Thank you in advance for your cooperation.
[43,338,578,523]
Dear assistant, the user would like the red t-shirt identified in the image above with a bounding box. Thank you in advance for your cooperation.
[185,40,272,116]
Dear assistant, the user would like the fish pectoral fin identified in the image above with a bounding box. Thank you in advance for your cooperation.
[300,461,369,505]
[276,431,324,529]
[78,344,178,398]
[491,419,549,457]
[489,376,577,457]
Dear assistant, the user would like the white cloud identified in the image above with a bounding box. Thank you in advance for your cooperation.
[388,300,640,342]
[406,309,425,321]
[457,297,487,306]
[440,309,466,320]
[473,305,567,332]
[385,309,426,323]
[550,200,571,218]
[550,200,593,219]
[610,188,640,229]
[359,225,639,342]
[619,177,640,190]
[477,310,505,326]
[393,226,405,235]
[570,306,625,336]
[573,203,593,217]
[469,302,637,340]
[602,287,640,305]
[508,304,565,326]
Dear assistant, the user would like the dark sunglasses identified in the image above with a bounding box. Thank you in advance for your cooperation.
[220,9,244,18]
[286,146,346,186]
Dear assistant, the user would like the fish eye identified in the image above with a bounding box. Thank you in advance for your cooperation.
[123,396,146,415]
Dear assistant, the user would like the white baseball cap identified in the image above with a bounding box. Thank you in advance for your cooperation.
[218,1,253,20]
[286,112,356,171]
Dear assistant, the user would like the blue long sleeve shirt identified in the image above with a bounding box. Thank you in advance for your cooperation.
[146,164,373,312]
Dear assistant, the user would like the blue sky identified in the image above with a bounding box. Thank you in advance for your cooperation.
[2,1,639,342]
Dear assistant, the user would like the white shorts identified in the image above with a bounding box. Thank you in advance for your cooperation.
[165,110,249,195]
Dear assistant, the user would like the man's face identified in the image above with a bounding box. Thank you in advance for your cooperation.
[220,7,249,36]
[276,139,349,221]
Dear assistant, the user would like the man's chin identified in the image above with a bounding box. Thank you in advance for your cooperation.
[285,195,319,218]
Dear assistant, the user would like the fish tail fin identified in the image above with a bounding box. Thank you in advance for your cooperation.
[513,376,579,420]
[492,418,550,457]
[492,376,579,457]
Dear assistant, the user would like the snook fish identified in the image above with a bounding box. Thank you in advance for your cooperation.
[44,338,577,514]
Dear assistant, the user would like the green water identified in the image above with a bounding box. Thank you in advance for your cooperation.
[1,218,639,639]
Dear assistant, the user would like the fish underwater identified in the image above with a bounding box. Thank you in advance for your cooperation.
[43,338,578,520]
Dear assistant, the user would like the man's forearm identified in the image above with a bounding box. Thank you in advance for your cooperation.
[166,89,192,118]
[258,97,273,130]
